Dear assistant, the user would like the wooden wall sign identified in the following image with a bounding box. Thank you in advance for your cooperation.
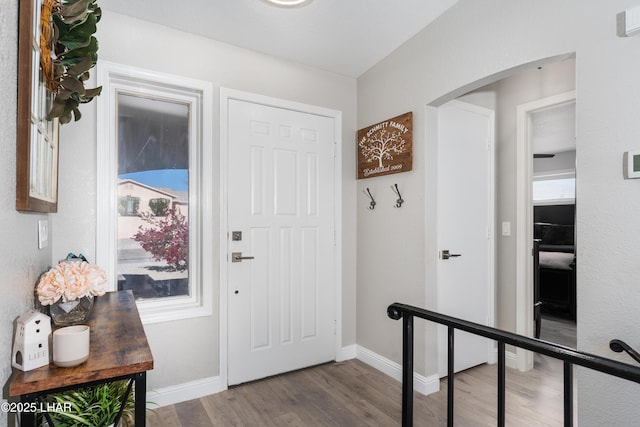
[357,112,412,179]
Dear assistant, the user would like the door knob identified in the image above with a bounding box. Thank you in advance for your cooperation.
[232,252,255,263]
[441,250,462,260]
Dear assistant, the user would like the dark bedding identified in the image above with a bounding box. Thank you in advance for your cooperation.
[533,206,576,320]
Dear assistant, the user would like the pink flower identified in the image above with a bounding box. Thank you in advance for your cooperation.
[79,262,107,297]
[60,262,89,301]
[36,261,108,305]
[35,269,65,306]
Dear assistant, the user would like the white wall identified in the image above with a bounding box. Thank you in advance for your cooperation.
[493,58,576,332]
[0,1,53,425]
[358,1,640,424]
[53,11,357,394]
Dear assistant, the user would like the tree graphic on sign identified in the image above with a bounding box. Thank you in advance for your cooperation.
[359,128,407,168]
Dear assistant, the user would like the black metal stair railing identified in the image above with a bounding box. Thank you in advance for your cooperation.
[387,302,640,427]
[610,339,640,365]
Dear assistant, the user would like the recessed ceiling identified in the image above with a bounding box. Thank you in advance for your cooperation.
[101,0,458,77]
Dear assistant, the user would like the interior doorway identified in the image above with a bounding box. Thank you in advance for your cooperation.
[434,56,576,372]
[527,94,577,352]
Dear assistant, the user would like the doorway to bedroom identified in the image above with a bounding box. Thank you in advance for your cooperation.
[530,97,577,351]
[509,60,577,364]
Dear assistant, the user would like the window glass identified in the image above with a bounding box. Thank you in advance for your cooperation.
[116,94,190,300]
[532,177,575,203]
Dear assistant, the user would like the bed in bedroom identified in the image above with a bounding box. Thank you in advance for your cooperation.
[533,204,576,322]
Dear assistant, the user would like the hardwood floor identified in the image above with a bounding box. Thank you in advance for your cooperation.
[148,354,573,426]
[539,314,577,348]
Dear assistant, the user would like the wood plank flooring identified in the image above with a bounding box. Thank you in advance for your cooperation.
[148,350,574,427]
[540,314,577,349]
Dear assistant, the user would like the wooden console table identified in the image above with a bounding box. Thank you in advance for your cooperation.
[9,290,154,426]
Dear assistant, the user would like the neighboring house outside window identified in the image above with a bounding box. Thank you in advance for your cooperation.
[116,178,189,299]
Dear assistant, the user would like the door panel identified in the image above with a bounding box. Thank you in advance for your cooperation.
[227,99,335,385]
[437,100,495,376]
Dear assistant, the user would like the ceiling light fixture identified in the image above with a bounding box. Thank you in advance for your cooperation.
[263,0,313,8]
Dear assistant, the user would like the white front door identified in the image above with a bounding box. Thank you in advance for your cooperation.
[227,98,336,385]
[437,100,495,376]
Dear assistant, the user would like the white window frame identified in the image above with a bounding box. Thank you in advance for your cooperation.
[96,61,213,324]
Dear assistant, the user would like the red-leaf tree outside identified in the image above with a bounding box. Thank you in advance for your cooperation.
[133,208,188,271]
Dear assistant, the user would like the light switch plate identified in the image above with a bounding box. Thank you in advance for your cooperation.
[501,221,511,237]
[38,220,48,249]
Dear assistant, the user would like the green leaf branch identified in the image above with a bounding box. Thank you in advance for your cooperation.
[44,0,102,124]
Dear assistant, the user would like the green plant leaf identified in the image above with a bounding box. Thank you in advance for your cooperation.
[52,62,65,80]
[81,86,102,101]
[93,5,102,22]
[44,380,137,427]
[68,10,98,35]
[67,56,93,77]
[52,14,71,39]
[59,109,73,125]
[59,36,91,52]
[60,0,92,23]
[56,87,75,101]
[59,14,97,50]
[47,0,101,124]
[60,75,85,95]
[47,98,67,120]
[63,36,98,61]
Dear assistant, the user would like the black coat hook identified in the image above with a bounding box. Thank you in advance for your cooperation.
[364,188,376,210]
[392,184,404,208]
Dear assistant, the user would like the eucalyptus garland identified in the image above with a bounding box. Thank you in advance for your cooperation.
[40,0,102,124]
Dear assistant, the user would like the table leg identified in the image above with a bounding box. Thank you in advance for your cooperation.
[20,394,36,427]
[135,371,147,426]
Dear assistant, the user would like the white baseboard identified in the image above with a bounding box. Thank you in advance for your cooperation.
[490,347,519,370]
[337,344,357,361]
[356,345,440,396]
[147,375,226,408]
[147,344,442,407]
[506,350,518,369]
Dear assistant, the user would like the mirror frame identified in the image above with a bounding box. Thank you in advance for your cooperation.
[16,0,59,213]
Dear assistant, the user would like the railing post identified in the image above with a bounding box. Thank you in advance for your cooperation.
[498,342,506,427]
[564,361,573,427]
[447,326,454,427]
[402,314,414,427]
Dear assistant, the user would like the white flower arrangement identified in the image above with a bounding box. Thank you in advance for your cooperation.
[36,260,107,306]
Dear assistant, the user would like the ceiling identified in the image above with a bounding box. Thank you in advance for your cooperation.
[101,0,458,78]
[531,102,576,154]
